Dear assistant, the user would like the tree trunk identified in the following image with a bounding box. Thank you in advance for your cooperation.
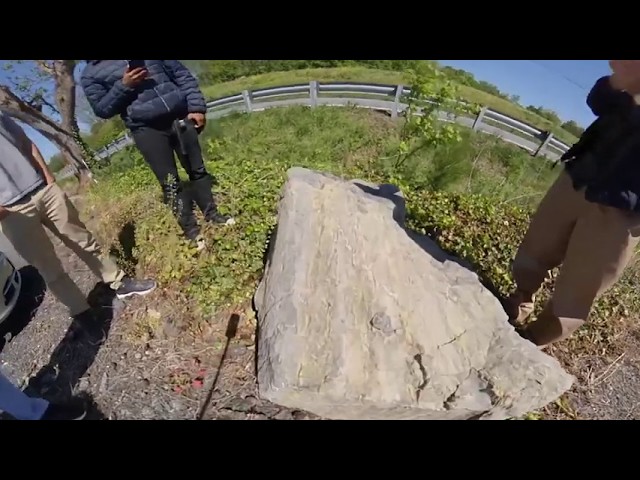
[50,61,97,187]
[51,60,77,132]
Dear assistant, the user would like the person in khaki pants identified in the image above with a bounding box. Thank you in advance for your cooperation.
[0,110,156,331]
[504,61,640,347]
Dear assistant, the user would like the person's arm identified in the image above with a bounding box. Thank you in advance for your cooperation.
[586,76,634,117]
[80,72,138,119]
[3,116,56,184]
[28,142,56,185]
[162,60,207,114]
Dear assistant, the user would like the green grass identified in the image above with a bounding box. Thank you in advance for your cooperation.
[84,106,638,419]
[201,67,579,146]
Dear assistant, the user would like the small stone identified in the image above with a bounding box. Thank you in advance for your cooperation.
[293,410,315,420]
[134,353,142,360]
[217,411,246,420]
[274,410,294,420]
[227,397,258,413]
[78,377,91,391]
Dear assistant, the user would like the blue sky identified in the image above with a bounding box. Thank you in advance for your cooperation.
[439,60,610,125]
[0,60,611,162]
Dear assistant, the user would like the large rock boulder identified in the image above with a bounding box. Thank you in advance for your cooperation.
[254,167,574,420]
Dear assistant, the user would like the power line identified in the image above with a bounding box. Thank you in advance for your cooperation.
[526,60,591,91]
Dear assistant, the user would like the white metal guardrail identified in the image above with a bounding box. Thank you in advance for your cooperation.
[58,81,574,180]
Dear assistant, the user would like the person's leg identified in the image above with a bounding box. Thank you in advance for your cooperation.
[132,126,201,240]
[172,121,232,225]
[505,171,584,325]
[132,126,182,187]
[0,370,86,420]
[522,203,640,347]
[0,192,90,317]
[35,183,156,299]
[0,370,48,420]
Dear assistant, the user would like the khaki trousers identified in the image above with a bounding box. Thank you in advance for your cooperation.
[0,183,124,317]
[507,171,640,346]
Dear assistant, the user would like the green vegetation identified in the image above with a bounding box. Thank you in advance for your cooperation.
[85,61,583,153]
[85,105,636,362]
[48,153,66,173]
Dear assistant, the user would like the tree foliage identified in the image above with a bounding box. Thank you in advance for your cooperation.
[394,64,479,171]
[560,120,585,138]
[525,104,562,125]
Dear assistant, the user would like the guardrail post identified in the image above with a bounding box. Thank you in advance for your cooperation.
[535,131,554,157]
[391,84,404,119]
[242,90,253,113]
[310,81,318,108]
[472,106,487,131]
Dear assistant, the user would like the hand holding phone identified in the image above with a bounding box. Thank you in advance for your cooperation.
[123,62,148,88]
[128,60,145,70]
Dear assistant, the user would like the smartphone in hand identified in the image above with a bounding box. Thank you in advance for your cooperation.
[128,60,145,70]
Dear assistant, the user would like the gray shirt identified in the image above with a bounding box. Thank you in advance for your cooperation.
[0,111,44,207]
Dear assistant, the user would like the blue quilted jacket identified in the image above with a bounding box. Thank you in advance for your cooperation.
[80,60,207,130]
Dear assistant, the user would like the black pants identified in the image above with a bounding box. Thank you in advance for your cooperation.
[131,122,209,186]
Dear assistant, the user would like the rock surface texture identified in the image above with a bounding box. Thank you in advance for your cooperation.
[254,168,574,420]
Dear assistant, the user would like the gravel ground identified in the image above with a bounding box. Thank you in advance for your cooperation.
[554,330,640,420]
[0,232,317,420]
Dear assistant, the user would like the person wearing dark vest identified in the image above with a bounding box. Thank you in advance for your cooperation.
[80,60,233,246]
[504,60,640,347]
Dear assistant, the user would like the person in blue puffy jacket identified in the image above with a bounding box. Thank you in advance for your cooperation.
[80,60,232,244]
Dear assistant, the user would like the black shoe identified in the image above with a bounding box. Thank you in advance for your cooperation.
[115,277,157,299]
[207,211,235,225]
[190,176,235,226]
[41,402,87,420]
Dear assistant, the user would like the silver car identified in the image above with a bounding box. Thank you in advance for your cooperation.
[0,252,21,324]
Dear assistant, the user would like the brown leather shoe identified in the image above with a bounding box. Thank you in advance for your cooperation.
[502,290,535,326]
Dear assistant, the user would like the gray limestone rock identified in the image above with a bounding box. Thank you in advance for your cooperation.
[254,167,573,420]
